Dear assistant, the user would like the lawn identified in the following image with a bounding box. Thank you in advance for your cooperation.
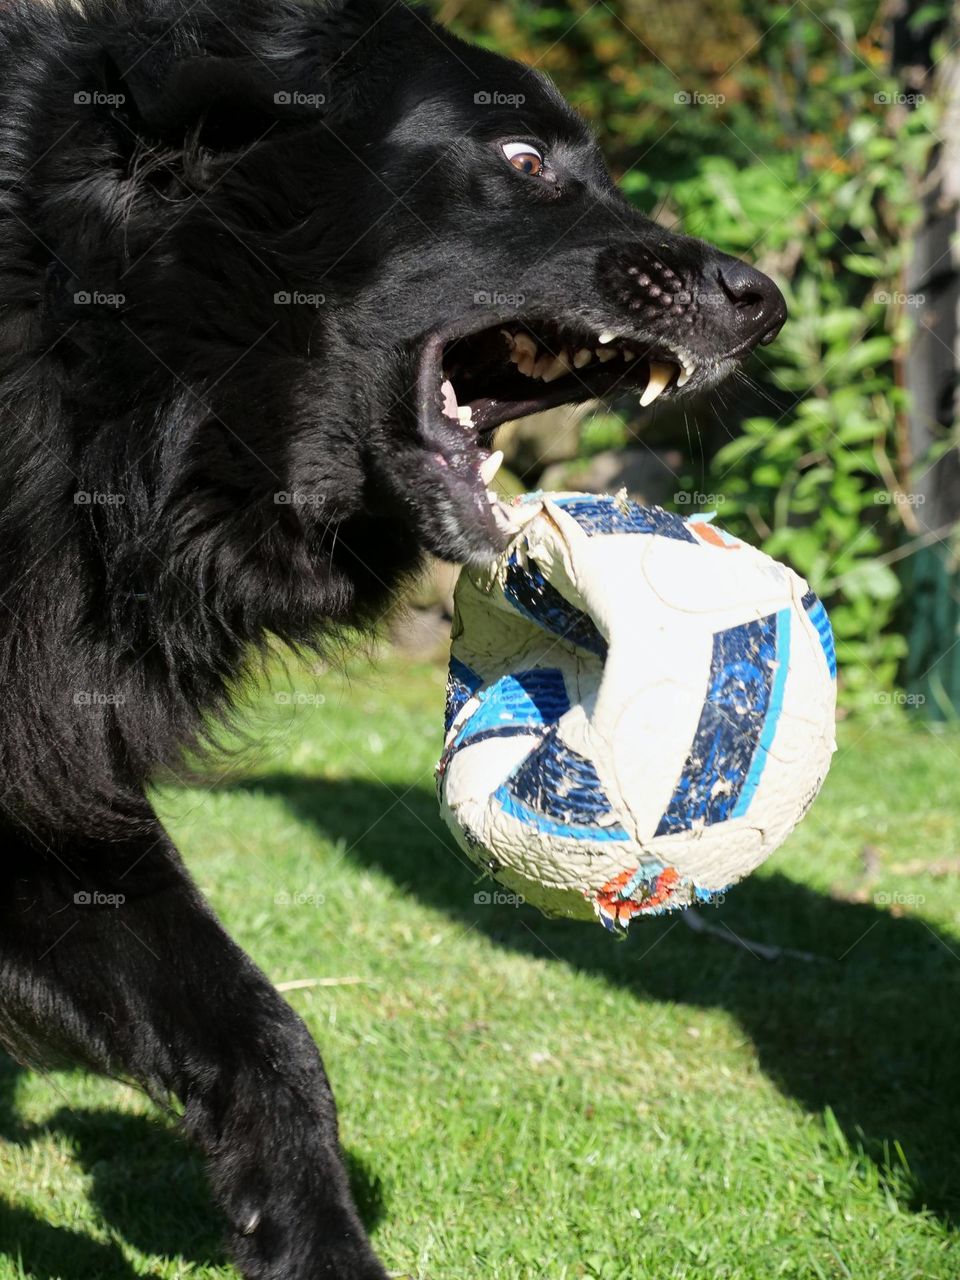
[1,650,959,1280]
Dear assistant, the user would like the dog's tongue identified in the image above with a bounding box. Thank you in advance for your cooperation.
[441,378,459,420]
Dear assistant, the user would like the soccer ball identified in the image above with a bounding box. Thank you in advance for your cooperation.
[436,492,837,930]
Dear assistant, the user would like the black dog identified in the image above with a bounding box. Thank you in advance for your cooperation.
[0,1,785,1274]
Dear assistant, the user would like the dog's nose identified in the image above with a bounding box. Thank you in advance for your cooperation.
[716,260,787,350]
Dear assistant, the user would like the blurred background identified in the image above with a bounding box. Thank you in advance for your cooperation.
[396,0,958,719]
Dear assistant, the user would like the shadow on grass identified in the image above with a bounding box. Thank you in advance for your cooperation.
[244,772,960,1226]
[0,1053,386,1277]
[4,769,957,1276]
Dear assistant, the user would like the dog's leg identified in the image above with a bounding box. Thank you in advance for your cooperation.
[0,824,389,1280]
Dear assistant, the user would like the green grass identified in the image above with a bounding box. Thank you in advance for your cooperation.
[2,652,960,1279]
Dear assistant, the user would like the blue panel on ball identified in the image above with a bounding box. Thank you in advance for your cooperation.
[453,668,571,748]
[496,725,630,840]
[552,495,696,543]
[801,590,836,679]
[444,656,482,734]
[654,610,786,835]
[731,607,792,819]
[503,553,608,658]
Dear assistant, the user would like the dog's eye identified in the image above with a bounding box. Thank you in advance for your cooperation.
[501,142,544,177]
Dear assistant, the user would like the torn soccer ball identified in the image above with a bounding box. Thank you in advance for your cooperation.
[436,492,837,931]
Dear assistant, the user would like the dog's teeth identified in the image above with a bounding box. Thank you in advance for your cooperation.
[639,360,676,407]
[500,329,516,350]
[517,352,537,376]
[513,332,537,359]
[677,366,693,388]
[479,450,504,485]
[456,405,474,427]
[622,348,636,362]
[440,378,459,419]
[573,348,593,369]
[596,346,618,363]
[540,354,572,383]
[598,330,617,344]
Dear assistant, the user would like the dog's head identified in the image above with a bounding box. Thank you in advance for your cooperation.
[31,0,785,579]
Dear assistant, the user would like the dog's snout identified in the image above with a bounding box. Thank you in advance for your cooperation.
[716,259,787,349]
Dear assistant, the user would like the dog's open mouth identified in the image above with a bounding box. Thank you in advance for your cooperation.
[416,316,697,500]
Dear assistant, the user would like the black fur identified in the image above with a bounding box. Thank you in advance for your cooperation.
[0,2,786,1275]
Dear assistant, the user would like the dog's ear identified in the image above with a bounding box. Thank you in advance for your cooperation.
[97,0,401,150]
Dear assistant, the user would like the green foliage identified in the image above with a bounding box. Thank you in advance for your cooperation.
[438,0,947,707]
[578,411,631,457]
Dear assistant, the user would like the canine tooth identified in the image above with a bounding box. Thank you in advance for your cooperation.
[677,366,693,388]
[479,450,504,485]
[596,346,618,363]
[639,360,676,407]
[541,354,572,383]
[441,379,459,419]
[517,351,537,376]
[598,330,617,344]
[500,329,516,349]
[513,332,537,359]
[622,348,636,361]
[573,348,593,368]
[457,405,474,426]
